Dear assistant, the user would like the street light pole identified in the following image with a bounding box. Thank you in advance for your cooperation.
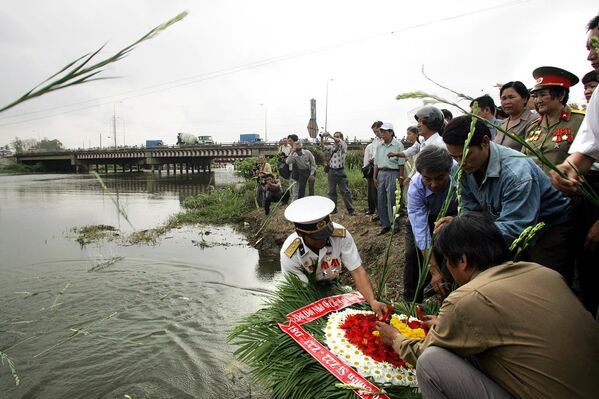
[324,78,334,134]
[113,104,117,148]
[260,103,267,142]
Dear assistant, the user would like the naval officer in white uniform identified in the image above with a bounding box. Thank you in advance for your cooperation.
[280,196,388,318]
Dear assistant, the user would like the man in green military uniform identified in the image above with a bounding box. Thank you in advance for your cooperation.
[524,66,585,174]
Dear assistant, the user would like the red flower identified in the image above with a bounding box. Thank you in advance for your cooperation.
[339,313,408,368]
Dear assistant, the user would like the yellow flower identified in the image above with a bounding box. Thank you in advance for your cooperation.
[371,317,426,340]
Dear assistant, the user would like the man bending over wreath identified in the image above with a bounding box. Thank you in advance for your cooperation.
[280,195,388,318]
[376,212,598,399]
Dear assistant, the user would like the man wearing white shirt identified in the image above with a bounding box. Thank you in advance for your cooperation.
[363,121,383,215]
[550,14,599,316]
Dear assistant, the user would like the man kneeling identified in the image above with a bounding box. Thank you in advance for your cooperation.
[260,173,288,215]
[376,212,598,399]
[280,196,387,318]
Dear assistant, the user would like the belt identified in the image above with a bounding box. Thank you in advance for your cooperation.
[378,168,399,171]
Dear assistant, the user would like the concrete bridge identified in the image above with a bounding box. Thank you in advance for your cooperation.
[14,143,282,173]
[14,142,368,173]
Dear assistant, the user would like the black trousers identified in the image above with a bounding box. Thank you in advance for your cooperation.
[264,190,288,215]
[523,220,575,286]
[403,216,452,302]
[572,174,599,316]
[366,176,377,213]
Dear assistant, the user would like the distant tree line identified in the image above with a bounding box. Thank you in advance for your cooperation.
[10,137,64,153]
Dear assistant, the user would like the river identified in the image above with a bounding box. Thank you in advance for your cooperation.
[0,171,279,398]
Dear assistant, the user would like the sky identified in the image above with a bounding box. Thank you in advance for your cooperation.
[0,0,597,149]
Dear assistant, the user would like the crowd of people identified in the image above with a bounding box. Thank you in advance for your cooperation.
[270,13,599,399]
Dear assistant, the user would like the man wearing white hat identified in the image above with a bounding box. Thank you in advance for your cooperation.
[280,196,388,318]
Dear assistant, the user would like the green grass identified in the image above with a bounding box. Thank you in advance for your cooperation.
[0,164,41,174]
[75,165,370,246]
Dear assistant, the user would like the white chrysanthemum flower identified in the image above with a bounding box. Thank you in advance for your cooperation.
[322,308,419,386]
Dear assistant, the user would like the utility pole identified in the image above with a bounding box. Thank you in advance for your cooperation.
[324,78,334,134]
[113,105,117,148]
[260,103,267,142]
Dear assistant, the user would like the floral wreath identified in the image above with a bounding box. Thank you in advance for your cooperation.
[324,308,426,386]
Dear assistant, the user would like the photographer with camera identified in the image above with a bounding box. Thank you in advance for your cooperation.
[254,154,273,207]
[260,173,288,215]
[320,131,355,215]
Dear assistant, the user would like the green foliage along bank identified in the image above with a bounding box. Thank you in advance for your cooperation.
[0,163,41,174]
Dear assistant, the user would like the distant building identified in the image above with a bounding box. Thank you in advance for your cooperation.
[0,148,13,157]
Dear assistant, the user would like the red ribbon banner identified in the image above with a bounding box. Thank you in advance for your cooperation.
[286,291,366,325]
[278,321,389,399]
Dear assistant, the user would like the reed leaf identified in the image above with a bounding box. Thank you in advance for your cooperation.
[0,11,188,113]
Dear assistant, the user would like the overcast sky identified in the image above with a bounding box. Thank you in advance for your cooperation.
[0,0,597,149]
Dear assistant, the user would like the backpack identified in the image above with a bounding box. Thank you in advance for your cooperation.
[279,156,291,179]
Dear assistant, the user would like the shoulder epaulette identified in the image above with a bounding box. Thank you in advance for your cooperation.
[284,238,302,257]
[571,109,586,116]
[331,228,346,238]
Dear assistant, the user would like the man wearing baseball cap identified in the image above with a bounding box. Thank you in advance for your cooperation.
[524,66,585,174]
[280,196,388,318]
[373,122,405,235]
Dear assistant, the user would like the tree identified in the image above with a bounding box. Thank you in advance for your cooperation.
[32,138,64,152]
[11,137,37,153]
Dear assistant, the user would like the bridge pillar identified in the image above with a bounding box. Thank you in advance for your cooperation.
[179,163,183,174]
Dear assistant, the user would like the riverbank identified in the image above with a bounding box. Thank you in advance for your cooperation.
[0,161,41,174]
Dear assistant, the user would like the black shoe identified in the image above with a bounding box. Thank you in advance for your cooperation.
[348,210,356,216]
[371,214,380,222]
[376,227,391,236]
[331,209,338,214]
[364,208,371,214]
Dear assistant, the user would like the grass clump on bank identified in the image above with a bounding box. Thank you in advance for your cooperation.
[0,163,41,174]
[128,182,256,244]
[73,225,119,246]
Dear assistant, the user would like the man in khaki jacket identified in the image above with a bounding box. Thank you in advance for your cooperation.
[376,212,599,399]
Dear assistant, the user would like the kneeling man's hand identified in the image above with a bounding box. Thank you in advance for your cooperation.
[375,321,399,346]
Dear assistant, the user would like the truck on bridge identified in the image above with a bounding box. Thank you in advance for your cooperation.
[197,135,214,145]
[145,140,164,147]
[239,133,261,143]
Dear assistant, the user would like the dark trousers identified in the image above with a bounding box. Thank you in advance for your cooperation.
[264,190,287,215]
[404,216,452,302]
[327,168,353,212]
[572,175,599,315]
[366,176,377,213]
[295,169,314,200]
[523,220,575,286]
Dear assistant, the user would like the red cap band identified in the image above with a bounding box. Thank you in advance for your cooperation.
[536,74,572,88]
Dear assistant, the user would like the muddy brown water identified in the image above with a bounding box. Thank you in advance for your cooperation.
[0,171,278,398]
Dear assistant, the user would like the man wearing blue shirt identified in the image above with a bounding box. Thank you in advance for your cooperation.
[406,146,458,301]
[373,123,405,235]
[437,116,574,283]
